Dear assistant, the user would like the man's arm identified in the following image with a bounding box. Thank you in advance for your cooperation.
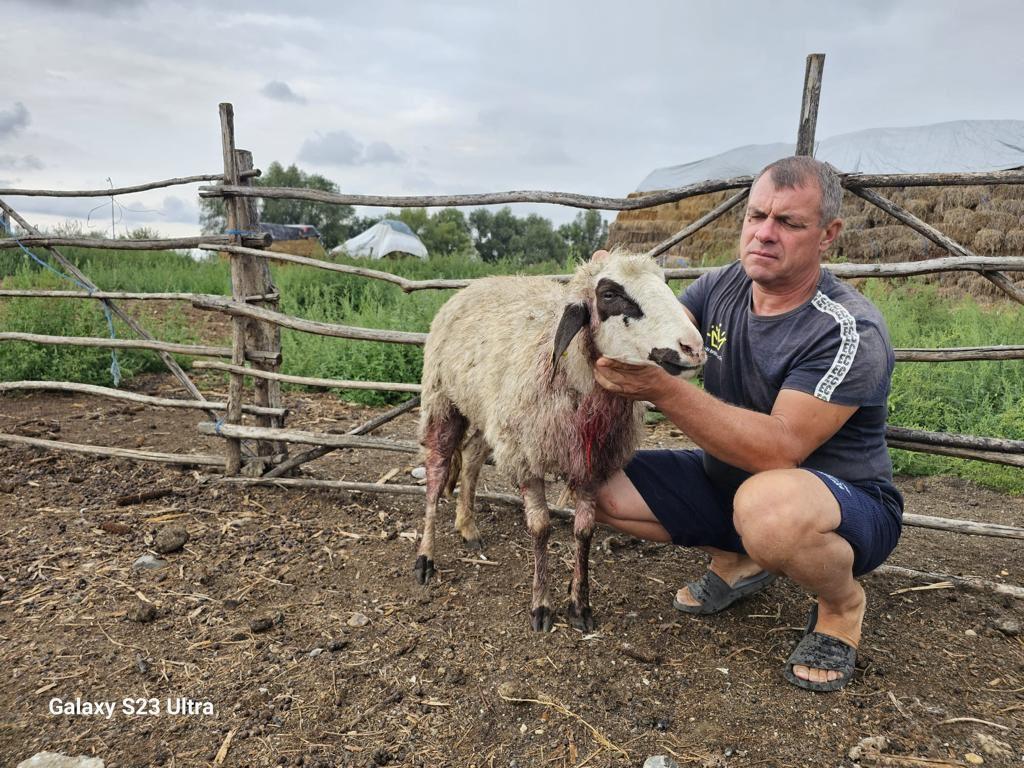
[594,358,857,473]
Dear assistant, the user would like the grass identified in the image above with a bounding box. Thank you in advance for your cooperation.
[1,247,1022,492]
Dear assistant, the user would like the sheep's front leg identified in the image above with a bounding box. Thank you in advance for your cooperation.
[566,492,596,632]
[521,477,553,632]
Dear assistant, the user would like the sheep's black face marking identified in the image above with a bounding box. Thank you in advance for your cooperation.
[648,347,689,376]
[595,278,644,323]
[551,302,591,378]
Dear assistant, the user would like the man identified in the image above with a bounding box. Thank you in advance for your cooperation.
[593,156,903,692]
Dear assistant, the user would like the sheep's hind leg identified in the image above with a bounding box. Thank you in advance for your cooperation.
[522,477,554,631]
[415,405,468,585]
[454,429,490,550]
[566,492,597,632]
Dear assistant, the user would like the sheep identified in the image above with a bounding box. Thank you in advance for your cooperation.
[415,249,705,631]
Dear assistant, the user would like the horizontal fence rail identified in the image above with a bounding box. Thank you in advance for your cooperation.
[0,380,286,416]
[202,243,1024,289]
[0,168,259,198]
[197,421,419,454]
[191,361,422,392]
[0,431,224,466]
[0,331,234,358]
[0,290,232,302]
[0,233,271,251]
[198,169,1024,211]
[191,296,429,344]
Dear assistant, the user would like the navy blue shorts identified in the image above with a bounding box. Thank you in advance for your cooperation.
[623,449,903,577]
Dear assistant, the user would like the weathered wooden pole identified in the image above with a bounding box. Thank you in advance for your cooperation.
[219,103,248,474]
[234,149,287,464]
[796,53,825,156]
[218,105,286,474]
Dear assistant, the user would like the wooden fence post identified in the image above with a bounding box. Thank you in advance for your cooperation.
[234,149,287,464]
[796,53,825,156]
[219,103,246,474]
[218,105,286,475]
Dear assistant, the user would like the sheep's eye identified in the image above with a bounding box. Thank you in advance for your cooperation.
[601,290,617,301]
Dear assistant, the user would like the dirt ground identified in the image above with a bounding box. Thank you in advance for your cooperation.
[1,374,1022,768]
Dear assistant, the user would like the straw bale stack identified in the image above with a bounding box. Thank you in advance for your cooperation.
[1005,229,1024,253]
[608,180,1024,297]
[972,228,1005,254]
[268,238,328,260]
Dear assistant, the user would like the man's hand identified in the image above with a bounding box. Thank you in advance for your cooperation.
[594,356,679,403]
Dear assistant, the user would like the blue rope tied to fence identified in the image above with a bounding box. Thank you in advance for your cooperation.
[213,417,225,436]
[1,219,122,386]
[223,229,264,237]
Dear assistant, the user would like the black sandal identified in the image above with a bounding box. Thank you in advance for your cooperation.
[783,604,857,692]
[671,570,776,615]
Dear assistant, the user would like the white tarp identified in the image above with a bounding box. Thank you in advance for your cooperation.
[636,120,1024,192]
[332,219,428,260]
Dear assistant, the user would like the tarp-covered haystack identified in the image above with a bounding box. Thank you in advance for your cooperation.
[609,120,1024,296]
[332,220,428,260]
[260,223,328,259]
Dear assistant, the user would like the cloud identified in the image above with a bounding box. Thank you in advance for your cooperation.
[0,154,44,171]
[13,0,145,13]
[0,103,30,140]
[363,141,402,164]
[298,130,403,166]
[8,194,198,226]
[260,80,307,105]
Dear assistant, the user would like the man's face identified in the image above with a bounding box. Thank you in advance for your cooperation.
[739,173,841,290]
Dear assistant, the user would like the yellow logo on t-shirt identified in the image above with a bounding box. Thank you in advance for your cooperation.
[709,323,728,352]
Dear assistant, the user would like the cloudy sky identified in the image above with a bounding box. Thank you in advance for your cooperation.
[1,0,1022,238]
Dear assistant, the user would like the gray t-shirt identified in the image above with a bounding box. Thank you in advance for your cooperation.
[681,261,902,509]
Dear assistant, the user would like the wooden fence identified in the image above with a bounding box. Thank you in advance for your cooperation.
[1,54,1023,596]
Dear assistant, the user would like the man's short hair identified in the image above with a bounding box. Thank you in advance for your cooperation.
[753,156,842,226]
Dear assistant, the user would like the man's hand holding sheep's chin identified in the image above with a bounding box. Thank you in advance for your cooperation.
[594,356,678,403]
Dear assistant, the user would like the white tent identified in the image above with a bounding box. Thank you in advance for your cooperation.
[332,219,428,260]
[636,120,1024,192]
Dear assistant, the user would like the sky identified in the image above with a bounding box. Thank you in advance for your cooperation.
[1,0,1023,239]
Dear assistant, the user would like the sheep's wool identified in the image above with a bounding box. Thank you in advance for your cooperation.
[420,252,698,488]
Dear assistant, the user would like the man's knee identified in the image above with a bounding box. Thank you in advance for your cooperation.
[733,470,837,556]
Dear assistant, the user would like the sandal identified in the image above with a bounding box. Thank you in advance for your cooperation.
[783,604,857,692]
[671,570,776,615]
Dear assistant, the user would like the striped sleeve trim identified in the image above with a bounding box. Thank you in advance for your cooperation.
[810,292,860,402]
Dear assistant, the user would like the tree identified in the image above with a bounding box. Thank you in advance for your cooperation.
[199,162,356,250]
[469,207,522,263]
[420,208,475,258]
[512,214,568,265]
[558,210,609,261]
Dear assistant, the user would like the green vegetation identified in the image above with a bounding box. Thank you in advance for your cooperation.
[862,280,1024,493]
[1,245,1021,493]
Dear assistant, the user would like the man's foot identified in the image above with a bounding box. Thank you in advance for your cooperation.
[673,555,774,614]
[787,583,865,689]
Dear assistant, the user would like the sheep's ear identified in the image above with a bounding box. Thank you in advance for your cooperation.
[551,302,590,378]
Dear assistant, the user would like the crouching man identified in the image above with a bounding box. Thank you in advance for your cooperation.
[593,156,903,692]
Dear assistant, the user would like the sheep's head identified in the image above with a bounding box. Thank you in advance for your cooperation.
[553,250,705,379]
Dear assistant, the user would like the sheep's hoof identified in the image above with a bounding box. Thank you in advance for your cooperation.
[413,555,435,585]
[567,603,596,632]
[462,536,484,551]
[530,606,554,632]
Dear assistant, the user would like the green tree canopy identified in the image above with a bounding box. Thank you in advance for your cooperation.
[558,209,609,261]
[469,207,570,265]
[199,161,356,250]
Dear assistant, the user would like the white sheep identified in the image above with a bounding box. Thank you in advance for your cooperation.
[415,249,704,631]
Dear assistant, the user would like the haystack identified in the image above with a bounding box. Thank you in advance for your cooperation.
[608,184,1024,298]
